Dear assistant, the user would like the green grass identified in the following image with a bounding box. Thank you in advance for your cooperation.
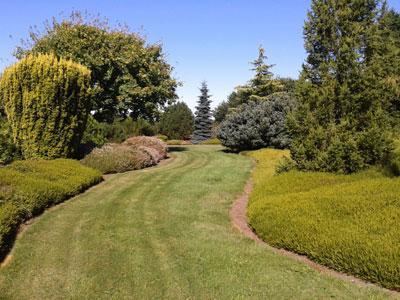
[0,146,393,299]
[248,149,400,290]
[0,159,102,258]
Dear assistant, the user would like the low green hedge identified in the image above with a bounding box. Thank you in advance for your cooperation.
[0,159,102,258]
[247,149,400,290]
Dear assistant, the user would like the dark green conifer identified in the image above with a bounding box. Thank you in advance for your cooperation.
[289,0,393,173]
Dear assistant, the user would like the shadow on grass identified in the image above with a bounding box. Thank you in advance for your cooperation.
[221,148,239,154]
[0,228,17,264]
[168,146,189,153]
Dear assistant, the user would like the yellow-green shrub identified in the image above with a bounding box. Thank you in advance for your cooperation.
[0,53,92,159]
[247,149,400,290]
[0,159,102,258]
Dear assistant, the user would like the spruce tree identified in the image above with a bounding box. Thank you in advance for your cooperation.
[192,82,213,143]
[289,0,393,173]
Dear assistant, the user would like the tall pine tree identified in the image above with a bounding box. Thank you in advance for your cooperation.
[233,46,283,105]
[289,0,393,173]
[192,82,213,143]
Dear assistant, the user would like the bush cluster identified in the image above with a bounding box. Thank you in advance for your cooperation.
[247,148,400,290]
[218,92,296,152]
[0,159,102,258]
[81,136,167,174]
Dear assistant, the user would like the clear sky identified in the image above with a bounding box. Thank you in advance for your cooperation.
[1,0,399,110]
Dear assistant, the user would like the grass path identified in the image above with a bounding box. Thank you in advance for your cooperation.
[0,146,393,299]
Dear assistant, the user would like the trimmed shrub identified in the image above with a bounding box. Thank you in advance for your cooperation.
[81,144,155,174]
[123,136,168,161]
[0,53,92,159]
[247,148,400,290]
[159,102,194,140]
[218,92,296,152]
[0,159,102,258]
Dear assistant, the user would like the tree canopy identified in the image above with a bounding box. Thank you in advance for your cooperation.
[16,12,179,123]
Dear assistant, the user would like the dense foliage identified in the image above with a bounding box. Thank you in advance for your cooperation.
[0,53,92,159]
[82,136,167,174]
[16,12,178,123]
[0,159,102,258]
[288,0,395,173]
[218,92,296,151]
[192,82,213,143]
[0,119,18,165]
[247,148,400,290]
[159,102,194,140]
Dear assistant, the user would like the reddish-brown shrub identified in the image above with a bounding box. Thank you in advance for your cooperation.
[123,136,168,160]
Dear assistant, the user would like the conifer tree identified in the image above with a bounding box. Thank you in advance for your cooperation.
[227,46,283,108]
[192,82,213,143]
[159,102,194,140]
[289,0,393,173]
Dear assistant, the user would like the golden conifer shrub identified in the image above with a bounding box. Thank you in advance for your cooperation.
[0,54,92,158]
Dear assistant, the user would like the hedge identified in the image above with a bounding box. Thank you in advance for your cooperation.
[247,149,400,290]
[0,159,102,258]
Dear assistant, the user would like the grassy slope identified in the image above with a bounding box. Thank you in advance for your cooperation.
[0,146,392,299]
[248,149,400,290]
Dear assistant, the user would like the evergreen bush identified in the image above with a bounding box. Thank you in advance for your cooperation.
[218,92,296,152]
[0,54,92,159]
[159,102,194,140]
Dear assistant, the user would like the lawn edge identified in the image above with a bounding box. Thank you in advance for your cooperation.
[229,176,399,296]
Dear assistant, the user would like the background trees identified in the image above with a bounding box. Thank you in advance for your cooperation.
[159,102,194,140]
[288,0,394,173]
[192,82,213,143]
[16,12,178,123]
[0,54,92,159]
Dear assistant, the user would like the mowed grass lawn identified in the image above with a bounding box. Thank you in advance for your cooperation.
[0,146,393,299]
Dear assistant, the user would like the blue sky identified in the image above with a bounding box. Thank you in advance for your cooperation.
[1,0,399,110]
